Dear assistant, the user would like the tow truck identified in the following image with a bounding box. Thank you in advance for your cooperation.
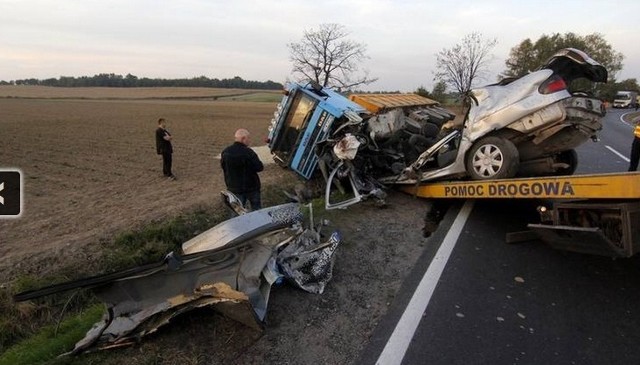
[265,48,637,257]
[401,172,640,258]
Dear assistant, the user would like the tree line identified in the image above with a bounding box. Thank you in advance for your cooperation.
[0,74,283,90]
[2,28,634,101]
[286,25,636,103]
[414,32,637,103]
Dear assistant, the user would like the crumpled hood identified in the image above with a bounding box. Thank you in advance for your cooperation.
[466,69,569,139]
[465,48,607,141]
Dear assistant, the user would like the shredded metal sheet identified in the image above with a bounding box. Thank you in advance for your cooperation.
[277,230,342,294]
[14,200,343,354]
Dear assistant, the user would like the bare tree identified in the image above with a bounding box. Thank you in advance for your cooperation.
[434,32,497,96]
[288,23,377,90]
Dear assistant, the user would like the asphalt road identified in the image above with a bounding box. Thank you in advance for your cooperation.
[359,109,640,365]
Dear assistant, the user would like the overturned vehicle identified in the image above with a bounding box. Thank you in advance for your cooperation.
[267,48,608,209]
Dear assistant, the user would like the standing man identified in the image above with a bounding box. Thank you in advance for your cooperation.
[221,129,264,210]
[629,121,640,171]
[155,118,175,180]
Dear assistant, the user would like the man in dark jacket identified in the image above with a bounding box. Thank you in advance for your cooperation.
[221,129,264,210]
[155,118,175,180]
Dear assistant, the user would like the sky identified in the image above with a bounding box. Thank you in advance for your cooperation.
[1,0,639,92]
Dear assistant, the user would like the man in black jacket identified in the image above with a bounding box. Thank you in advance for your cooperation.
[155,118,175,180]
[221,129,264,210]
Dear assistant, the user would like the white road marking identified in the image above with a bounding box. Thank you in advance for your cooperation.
[376,200,475,365]
[620,112,637,127]
[605,145,630,162]
[619,112,628,125]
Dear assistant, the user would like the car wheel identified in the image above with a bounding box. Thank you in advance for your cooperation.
[466,136,519,180]
[555,149,578,176]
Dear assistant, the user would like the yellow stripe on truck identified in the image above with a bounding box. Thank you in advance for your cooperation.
[401,172,640,199]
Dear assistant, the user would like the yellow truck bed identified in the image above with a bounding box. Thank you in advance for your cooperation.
[349,93,439,113]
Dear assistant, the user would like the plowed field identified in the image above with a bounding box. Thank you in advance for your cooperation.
[0,87,281,279]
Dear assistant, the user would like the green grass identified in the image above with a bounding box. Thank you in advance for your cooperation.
[101,207,226,273]
[0,276,96,355]
[0,304,104,365]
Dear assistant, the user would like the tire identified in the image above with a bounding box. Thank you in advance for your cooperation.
[466,136,519,180]
[555,149,578,176]
[421,122,440,138]
[408,134,433,150]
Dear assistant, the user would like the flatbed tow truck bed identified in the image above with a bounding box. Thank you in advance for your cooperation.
[400,172,640,257]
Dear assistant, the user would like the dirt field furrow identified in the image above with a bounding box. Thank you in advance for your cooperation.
[0,94,280,281]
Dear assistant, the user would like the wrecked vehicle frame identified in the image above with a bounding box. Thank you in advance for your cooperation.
[267,48,608,210]
[14,195,341,354]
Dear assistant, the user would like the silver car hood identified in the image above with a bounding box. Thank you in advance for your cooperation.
[467,47,607,141]
[466,69,570,141]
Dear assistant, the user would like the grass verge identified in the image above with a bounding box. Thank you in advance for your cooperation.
[0,305,104,365]
[0,178,301,360]
[622,111,640,123]
[0,205,227,358]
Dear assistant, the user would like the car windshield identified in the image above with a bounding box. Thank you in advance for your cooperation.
[271,91,317,156]
[616,94,630,100]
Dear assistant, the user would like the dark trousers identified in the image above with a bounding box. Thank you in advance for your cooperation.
[162,151,173,176]
[630,137,640,171]
[236,190,262,211]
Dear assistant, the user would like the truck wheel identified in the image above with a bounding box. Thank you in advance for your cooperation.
[408,134,433,150]
[466,136,519,180]
[421,122,440,138]
[555,149,578,176]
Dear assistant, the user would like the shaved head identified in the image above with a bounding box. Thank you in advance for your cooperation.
[235,128,251,145]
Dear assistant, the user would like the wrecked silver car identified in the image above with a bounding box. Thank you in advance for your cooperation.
[267,48,608,209]
[14,193,341,354]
